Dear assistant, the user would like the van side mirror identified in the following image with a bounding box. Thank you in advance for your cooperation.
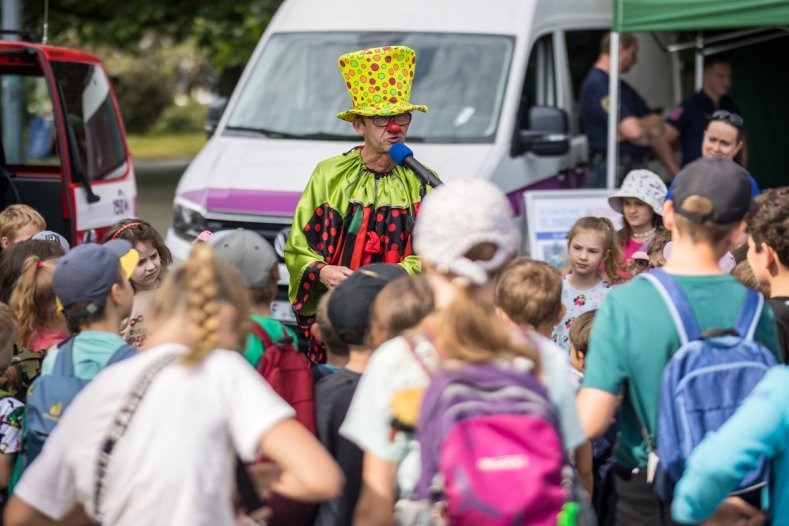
[205,97,229,137]
[512,106,570,157]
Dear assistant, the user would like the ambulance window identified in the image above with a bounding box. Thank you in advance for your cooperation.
[0,74,60,167]
[51,62,127,181]
[519,34,556,130]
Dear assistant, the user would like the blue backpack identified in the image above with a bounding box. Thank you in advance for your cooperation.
[641,270,778,501]
[16,336,136,476]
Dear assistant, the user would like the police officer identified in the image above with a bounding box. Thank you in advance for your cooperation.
[580,33,680,187]
[665,56,748,167]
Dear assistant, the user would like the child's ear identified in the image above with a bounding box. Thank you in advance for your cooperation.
[763,243,780,273]
[109,282,123,305]
[0,236,8,248]
[662,200,676,232]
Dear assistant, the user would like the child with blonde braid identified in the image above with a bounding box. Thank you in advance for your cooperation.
[9,257,68,352]
[552,217,623,353]
[104,219,173,349]
[6,243,342,526]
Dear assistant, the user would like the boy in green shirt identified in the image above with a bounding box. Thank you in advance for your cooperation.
[577,158,780,525]
[209,229,298,365]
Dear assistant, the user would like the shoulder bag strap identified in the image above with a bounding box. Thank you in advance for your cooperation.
[93,353,178,521]
[52,336,76,377]
[733,288,763,341]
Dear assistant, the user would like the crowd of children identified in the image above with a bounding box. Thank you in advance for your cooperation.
[0,154,785,526]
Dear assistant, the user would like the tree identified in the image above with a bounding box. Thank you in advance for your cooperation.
[22,0,283,90]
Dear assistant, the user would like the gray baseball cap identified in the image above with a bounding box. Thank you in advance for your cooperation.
[209,228,278,288]
[32,230,70,252]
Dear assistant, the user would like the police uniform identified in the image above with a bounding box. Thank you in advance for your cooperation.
[580,67,651,187]
[666,90,740,166]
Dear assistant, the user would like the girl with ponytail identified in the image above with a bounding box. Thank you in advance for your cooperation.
[342,180,586,525]
[6,243,342,526]
[9,256,68,352]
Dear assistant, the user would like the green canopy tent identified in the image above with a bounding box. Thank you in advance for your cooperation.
[605,0,789,188]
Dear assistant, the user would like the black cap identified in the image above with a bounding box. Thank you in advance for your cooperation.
[672,157,756,225]
[328,263,407,345]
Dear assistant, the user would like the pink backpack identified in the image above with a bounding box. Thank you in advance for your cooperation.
[413,362,573,525]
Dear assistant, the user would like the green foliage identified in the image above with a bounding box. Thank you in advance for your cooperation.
[109,55,177,134]
[23,0,284,74]
[152,100,207,135]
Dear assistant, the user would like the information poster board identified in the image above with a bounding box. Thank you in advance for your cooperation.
[523,189,622,269]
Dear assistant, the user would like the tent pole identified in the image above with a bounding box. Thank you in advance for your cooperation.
[695,33,704,92]
[606,32,620,189]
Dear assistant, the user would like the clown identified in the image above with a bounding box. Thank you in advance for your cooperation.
[285,46,434,360]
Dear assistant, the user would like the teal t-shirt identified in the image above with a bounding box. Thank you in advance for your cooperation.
[582,274,781,470]
[243,315,300,368]
[41,331,129,380]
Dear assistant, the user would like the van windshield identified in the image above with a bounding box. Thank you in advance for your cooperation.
[226,32,514,143]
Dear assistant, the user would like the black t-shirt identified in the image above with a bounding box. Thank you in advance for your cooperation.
[768,297,789,363]
[666,90,740,166]
[579,67,651,157]
[314,369,363,526]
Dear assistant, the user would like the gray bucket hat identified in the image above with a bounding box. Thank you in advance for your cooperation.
[608,169,667,216]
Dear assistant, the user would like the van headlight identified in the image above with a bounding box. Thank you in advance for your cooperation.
[172,199,207,240]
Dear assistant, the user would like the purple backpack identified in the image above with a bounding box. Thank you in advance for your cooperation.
[413,363,569,526]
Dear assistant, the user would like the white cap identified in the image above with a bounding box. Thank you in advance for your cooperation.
[413,180,519,285]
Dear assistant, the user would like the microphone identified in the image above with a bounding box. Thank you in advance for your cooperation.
[389,143,443,188]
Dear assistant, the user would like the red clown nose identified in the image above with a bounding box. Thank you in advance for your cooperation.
[386,121,401,134]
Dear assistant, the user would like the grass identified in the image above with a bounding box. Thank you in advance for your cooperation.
[127,132,207,160]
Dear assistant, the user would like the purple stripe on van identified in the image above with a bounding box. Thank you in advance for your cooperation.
[179,188,302,216]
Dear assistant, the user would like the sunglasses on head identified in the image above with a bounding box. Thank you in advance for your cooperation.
[710,110,744,129]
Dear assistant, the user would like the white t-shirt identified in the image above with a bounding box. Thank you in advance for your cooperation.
[340,333,585,495]
[14,344,295,526]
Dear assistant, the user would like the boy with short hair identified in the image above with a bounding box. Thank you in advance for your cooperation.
[314,263,405,526]
[311,291,349,382]
[494,257,591,492]
[44,240,138,377]
[746,187,789,360]
[209,229,299,366]
[577,158,781,525]
[0,205,45,249]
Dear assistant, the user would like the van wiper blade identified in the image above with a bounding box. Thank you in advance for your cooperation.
[224,126,304,138]
[225,126,359,141]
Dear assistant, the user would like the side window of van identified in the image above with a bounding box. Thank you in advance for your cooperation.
[518,34,556,130]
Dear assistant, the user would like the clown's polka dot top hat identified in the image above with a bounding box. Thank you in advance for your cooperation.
[337,46,428,122]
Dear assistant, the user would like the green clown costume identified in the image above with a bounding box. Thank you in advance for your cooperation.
[284,147,424,361]
[284,45,433,362]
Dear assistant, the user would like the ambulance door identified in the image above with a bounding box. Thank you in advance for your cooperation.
[0,49,69,236]
[49,59,136,244]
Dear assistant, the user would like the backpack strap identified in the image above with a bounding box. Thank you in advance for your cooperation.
[249,321,276,349]
[249,320,293,350]
[51,336,77,377]
[640,269,701,344]
[733,289,763,341]
[107,344,137,366]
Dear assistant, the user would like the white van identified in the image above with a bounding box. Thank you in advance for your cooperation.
[166,0,674,322]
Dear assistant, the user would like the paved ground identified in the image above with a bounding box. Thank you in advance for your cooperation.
[135,158,188,236]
